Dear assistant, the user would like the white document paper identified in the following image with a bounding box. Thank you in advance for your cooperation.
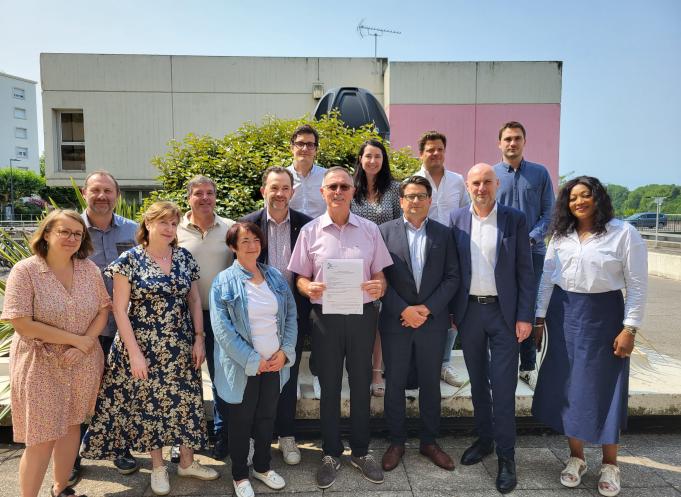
[322,258,363,315]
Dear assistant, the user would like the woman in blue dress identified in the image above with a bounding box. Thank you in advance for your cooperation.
[532,177,647,497]
[81,201,219,495]
[350,139,402,396]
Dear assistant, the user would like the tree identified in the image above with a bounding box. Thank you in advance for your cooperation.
[147,112,420,219]
[0,168,45,206]
[605,184,630,216]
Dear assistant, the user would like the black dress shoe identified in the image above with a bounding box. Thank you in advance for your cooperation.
[113,451,140,475]
[211,436,229,460]
[496,455,517,494]
[460,438,494,465]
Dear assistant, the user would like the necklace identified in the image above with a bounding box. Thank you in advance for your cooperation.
[147,248,172,261]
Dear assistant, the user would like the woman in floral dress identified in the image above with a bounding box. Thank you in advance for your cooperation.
[2,209,109,497]
[81,201,219,495]
[350,138,402,396]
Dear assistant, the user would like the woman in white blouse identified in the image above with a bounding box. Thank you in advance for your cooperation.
[531,176,647,497]
[209,222,298,497]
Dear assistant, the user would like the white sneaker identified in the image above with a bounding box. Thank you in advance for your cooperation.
[253,469,286,489]
[150,465,170,495]
[313,375,321,399]
[246,437,255,466]
[519,369,538,390]
[278,436,301,465]
[441,364,466,387]
[177,460,219,480]
[233,479,255,497]
[598,464,621,496]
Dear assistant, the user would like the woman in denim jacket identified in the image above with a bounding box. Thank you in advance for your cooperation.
[210,221,297,497]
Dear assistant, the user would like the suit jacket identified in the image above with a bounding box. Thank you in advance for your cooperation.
[240,208,313,322]
[449,204,534,330]
[379,217,460,334]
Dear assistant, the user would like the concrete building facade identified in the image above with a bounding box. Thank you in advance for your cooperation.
[41,54,562,194]
[0,72,40,174]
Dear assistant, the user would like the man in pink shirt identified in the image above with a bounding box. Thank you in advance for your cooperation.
[288,166,393,489]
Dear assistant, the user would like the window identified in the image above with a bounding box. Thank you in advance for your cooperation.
[12,87,25,100]
[14,107,26,119]
[15,127,27,139]
[58,111,85,171]
[16,147,28,159]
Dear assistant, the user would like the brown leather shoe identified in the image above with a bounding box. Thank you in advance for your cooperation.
[419,443,455,471]
[382,444,405,471]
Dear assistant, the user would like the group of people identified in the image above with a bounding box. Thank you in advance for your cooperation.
[1,121,647,497]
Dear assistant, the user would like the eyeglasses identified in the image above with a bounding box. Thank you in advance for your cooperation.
[324,183,353,192]
[292,141,317,150]
[402,193,429,202]
[53,229,84,241]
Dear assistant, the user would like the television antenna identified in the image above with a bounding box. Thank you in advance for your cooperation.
[357,19,401,57]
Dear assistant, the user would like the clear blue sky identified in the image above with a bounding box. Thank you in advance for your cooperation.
[2,0,679,189]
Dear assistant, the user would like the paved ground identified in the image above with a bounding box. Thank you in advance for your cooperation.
[2,433,681,496]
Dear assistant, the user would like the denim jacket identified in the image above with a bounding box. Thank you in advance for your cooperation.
[209,261,298,403]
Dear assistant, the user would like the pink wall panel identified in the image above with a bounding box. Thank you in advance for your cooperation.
[387,104,477,176]
[474,104,561,187]
[388,103,561,189]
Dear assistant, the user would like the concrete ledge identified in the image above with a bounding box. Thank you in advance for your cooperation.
[648,249,681,280]
[3,348,681,427]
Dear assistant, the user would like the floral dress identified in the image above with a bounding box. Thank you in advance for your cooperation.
[350,181,402,225]
[80,245,209,458]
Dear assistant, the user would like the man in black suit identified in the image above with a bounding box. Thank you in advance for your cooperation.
[240,166,313,466]
[378,175,460,472]
[449,163,534,494]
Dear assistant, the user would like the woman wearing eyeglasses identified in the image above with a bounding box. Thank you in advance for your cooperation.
[350,139,402,397]
[2,209,109,497]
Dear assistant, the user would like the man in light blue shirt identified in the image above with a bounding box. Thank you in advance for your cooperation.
[73,170,138,484]
[287,124,327,219]
[493,122,555,389]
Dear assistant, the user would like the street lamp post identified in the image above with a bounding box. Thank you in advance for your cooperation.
[8,158,20,221]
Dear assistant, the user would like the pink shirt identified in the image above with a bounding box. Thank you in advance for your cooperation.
[287,212,393,304]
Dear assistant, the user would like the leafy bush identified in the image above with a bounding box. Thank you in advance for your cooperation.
[0,168,45,205]
[146,112,420,219]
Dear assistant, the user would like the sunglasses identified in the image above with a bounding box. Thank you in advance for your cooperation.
[324,183,353,192]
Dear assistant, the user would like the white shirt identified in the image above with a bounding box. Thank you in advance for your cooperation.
[245,279,280,360]
[535,219,647,327]
[469,203,499,296]
[415,165,470,226]
[404,217,428,292]
[287,163,326,218]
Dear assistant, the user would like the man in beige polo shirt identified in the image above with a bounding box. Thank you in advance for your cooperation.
[177,175,235,460]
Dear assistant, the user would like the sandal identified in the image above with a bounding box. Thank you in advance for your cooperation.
[51,486,87,497]
[598,463,621,496]
[560,456,587,487]
[371,369,385,397]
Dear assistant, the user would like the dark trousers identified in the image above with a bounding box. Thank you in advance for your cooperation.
[460,301,519,458]
[275,316,310,437]
[519,252,545,371]
[311,303,377,457]
[382,327,447,445]
[222,372,280,481]
[203,309,229,438]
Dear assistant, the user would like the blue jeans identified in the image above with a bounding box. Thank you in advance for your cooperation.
[519,252,545,371]
[203,309,228,438]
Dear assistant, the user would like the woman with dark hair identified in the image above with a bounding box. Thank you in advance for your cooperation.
[2,209,109,497]
[210,222,297,497]
[350,139,402,396]
[532,176,647,497]
[81,201,218,495]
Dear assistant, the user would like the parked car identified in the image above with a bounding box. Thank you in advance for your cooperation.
[625,212,667,228]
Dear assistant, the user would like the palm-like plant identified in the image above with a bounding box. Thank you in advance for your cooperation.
[0,179,140,421]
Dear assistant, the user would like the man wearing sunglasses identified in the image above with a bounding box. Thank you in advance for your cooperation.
[288,166,393,489]
[378,176,460,472]
[287,124,326,219]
